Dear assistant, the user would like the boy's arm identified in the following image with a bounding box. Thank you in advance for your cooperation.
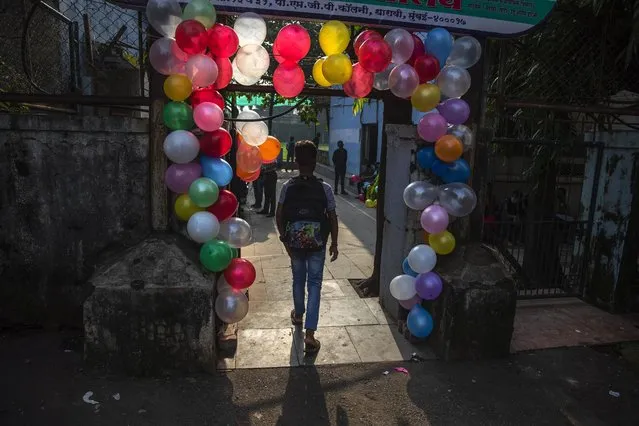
[325,187,339,261]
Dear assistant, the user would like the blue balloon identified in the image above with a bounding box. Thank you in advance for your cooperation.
[416,147,437,170]
[425,28,453,66]
[407,304,434,338]
[201,156,233,187]
[402,258,418,278]
[442,159,471,183]
[431,159,450,178]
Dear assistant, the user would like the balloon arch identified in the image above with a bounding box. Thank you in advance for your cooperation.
[145,0,532,338]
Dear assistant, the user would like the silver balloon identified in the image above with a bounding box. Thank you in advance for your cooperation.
[163,130,199,164]
[438,183,477,217]
[373,63,396,91]
[187,211,220,243]
[436,66,471,99]
[447,124,474,152]
[215,290,249,324]
[403,181,438,210]
[384,28,414,65]
[146,0,182,38]
[390,274,417,301]
[447,36,482,69]
[219,218,253,248]
[407,244,437,274]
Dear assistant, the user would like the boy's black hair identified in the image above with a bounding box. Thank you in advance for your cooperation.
[295,140,317,167]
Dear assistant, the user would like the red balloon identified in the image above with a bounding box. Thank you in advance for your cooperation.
[200,128,232,157]
[408,34,425,66]
[414,55,441,84]
[275,24,311,62]
[224,258,256,290]
[207,189,238,222]
[212,57,233,90]
[207,24,239,58]
[273,63,305,98]
[354,30,382,57]
[343,63,373,99]
[273,38,285,64]
[175,20,207,55]
[191,87,225,110]
[358,38,392,73]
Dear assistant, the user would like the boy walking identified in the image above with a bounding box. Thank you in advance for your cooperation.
[332,140,348,195]
[276,140,339,354]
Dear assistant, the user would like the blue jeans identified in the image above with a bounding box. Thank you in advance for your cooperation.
[291,250,326,331]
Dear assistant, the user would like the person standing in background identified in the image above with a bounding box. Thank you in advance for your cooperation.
[332,140,348,195]
[251,175,264,210]
[286,137,295,172]
[258,161,278,217]
[312,133,321,148]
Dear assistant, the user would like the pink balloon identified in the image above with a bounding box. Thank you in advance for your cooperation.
[399,294,423,310]
[165,163,202,193]
[358,38,392,73]
[343,63,373,99]
[193,102,224,132]
[276,24,311,62]
[186,54,218,88]
[418,113,448,142]
[388,64,419,99]
[421,205,449,234]
[273,63,305,98]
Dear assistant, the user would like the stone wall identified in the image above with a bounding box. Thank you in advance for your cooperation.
[0,115,150,326]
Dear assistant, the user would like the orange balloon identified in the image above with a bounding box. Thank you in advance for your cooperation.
[258,136,282,162]
[434,135,463,163]
[236,141,262,173]
[237,167,260,182]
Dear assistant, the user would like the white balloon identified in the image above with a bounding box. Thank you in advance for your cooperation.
[403,181,439,210]
[219,218,253,248]
[233,12,267,47]
[390,274,417,301]
[407,245,437,274]
[236,110,260,132]
[215,290,249,324]
[235,44,270,79]
[146,0,182,38]
[241,121,269,147]
[163,130,199,164]
[232,59,260,86]
[187,211,220,243]
[447,36,482,69]
[373,63,396,91]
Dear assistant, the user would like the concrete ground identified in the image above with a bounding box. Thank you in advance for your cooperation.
[1,330,639,425]
[227,172,431,369]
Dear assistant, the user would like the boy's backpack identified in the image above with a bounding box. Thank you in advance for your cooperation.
[282,176,330,252]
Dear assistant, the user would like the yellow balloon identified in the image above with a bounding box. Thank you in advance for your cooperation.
[411,84,441,112]
[313,58,332,87]
[365,199,377,208]
[322,54,353,85]
[429,231,456,255]
[319,20,350,55]
[164,74,193,102]
[175,194,204,221]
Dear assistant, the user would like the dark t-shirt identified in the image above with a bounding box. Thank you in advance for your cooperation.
[333,148,347,170]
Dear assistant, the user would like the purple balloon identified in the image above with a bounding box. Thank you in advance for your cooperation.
[417,113,448,142]
[437,99,470,125]
[165,163,202,193]
[415,272,443,300]
[400,294,423,309]
[421,204,449,234]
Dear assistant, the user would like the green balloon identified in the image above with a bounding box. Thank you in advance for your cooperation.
[163,102,194,131]
[200,239,233,272]
[182,0,217,28]
[189,177,219,208]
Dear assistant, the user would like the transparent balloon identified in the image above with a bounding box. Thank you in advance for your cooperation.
[373,63,396,91]
[390,274,417,301]
[236,109,260,132]
[242,120,269,147]
[447,124,474,151]
[146,0,182,38]
[163,130,199,164]
[236,44,270,79]
[219,217,253,248]
[182,0,217,28]
[215,290,249,324]
[233,12,267,47]
[407,244,437,274]
[384,29,415,65]
[186,54,218,88]
[149,37,188,75]
[403,181,438,210]
[437,66,471,99]
[232,59,260,86]
[388,64,419,99]
[217,275,233,294]
[193,102,224,132]
[438,182,477,217]
[187,211,220,243]
[420,204,449,234]
[447,36,482,69]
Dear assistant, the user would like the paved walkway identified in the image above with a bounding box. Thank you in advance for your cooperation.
[226,171,431,369]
